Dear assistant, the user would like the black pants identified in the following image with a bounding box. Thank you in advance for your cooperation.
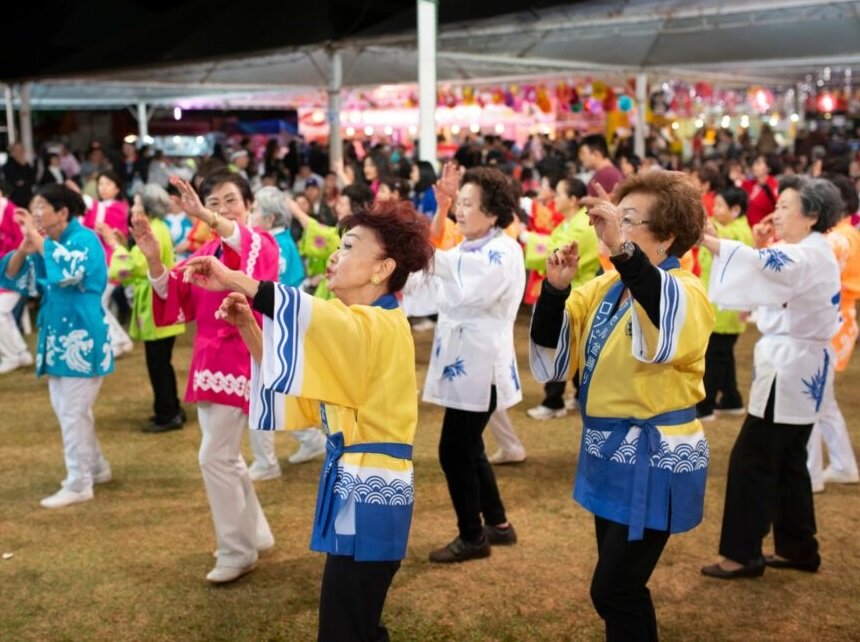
[439,386,508,542]
[318,554,400,642]
[697,333,743,416]
[590,516,670,642]
[718,385,818,565]
[542,372,581,410]
[144,336,181,423]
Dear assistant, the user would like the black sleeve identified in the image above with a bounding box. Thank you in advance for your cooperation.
[251,280,275,318]
[530,280,571,348]
[610,245,663,328]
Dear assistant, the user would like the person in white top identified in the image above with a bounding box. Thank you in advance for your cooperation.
[424,166,525,563]
[701,176,843,579]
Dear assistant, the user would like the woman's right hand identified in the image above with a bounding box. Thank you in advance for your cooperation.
[752,214,775,248]
[432,162,461,214]
[130,213,161,262]
[215,292,256,328]
[546,242,579,290]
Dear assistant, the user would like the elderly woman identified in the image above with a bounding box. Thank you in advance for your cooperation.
[530,171,713,640]
[248,186,326,473]
[180,199,433,642]
[424,166,525,563]
[103,184,186,432]
[134,171,279,583]
[701,176,843,579]
[0,184,114,508]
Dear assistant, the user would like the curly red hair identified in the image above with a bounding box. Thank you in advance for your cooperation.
[339,200,434,293]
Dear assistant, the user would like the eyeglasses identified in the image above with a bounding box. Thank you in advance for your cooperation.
[620,216,651,229]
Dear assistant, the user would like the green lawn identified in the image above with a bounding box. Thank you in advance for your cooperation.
[1,312,859,641]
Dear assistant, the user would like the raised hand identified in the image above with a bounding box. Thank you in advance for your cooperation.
[214,292,256,328]
[546,241,580,290]
[432,162,461,213]
[180,255,239,292]
[169,175,206,219]
[64,179,82,194]
[752,213,775,248]
[130,212,161,262]
[14,208,42,254]
[581,195,623,253]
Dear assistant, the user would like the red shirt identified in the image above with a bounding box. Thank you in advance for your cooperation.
[588,164,624,197]
[742,177,779,227]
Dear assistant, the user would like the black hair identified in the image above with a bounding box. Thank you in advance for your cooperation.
[581,134,610,158]
[37,183,86,218]
[718,186,748,215]
[198,170,253,206]
[558,177,587,200]
[826,174,859,217]
[413,160,437,193]
[342,182,375,211]
[97,170,126,202]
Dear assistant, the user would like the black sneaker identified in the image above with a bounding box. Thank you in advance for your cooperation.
[428,536,491,563]
[143,413,185,434]
[484,523,517,545]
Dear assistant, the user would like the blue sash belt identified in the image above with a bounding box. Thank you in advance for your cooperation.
[584,406,696,541]
[315,431,413,540]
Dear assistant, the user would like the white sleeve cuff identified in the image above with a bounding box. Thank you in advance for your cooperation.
[148,269,169,299]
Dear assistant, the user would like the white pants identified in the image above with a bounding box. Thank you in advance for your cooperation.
[198,403,273,568]
[48,376,108,493]
[0,292,28,360]
[488,409,525,456]
[102,284,131,352]
[248,430,278,469]
[808,381,859,485]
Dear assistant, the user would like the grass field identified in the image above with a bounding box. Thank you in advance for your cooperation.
[2,310,860,641]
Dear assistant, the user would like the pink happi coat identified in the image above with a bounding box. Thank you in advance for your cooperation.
[0,197,23,293]
[153,224,279,413]
[82,199,129,264]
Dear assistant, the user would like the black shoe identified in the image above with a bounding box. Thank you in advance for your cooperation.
[428,536,491,563]
[701,557,765,579]
[484,523,517,545]
[764,554,820,573]
[143,413,185,434]
[148,408,186,425]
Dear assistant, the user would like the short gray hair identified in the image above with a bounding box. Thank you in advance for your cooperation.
[778,176,843,233]
[254,186,290,228]
[138,183,171,220]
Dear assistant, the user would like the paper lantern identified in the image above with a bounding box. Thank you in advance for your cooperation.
[618,95,634,112]
[592,80,608,100]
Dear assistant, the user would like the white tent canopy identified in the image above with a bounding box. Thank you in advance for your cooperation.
[8,0,860,110]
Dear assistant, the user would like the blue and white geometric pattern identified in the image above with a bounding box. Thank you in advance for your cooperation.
[333,469,415,505]
[584,428,709,472]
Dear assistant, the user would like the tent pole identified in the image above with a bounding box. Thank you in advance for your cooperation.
[327,48,343,172]
[417,0,437,167]
[19,82,34,162]
[4,85,16,144]
[634,73,647,160]
[137,101,149,140]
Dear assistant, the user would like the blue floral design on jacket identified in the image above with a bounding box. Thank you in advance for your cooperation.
[802,349,830,412]
[487,249,504,266]
[442,357,467,381]
[758,248,794,272]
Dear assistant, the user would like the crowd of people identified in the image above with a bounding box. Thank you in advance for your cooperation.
[1,122,859,641]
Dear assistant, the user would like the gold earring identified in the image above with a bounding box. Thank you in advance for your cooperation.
[371,274,380,285]
[658,246,665,255]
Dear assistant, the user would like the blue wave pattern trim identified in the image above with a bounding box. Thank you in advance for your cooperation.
[584,428,709,473]
[333,470,415,506]
[802,349,830,412]
[442,357,467,381]
[758,247,794,272]
[654,272,680,363]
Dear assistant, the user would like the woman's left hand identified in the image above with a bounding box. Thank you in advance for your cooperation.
[582,184,623,252]
[215,292,256,328]
[169,175,207,220]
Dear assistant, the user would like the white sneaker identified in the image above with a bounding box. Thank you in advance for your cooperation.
[411,319,436,332]
[40,487,94,508]
[248,462,282,482]
[113,343,134,359]
[564,396,579,411]
[288,440,327,464]
[206,560,257,584]
[812,481,826,494]
[823,468,860,484]
[93,466,113,484]
[0,352,30,374]
[488,449,527,465]
[526,405,568,420]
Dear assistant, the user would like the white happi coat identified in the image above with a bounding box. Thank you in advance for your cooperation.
[709,232,841,425]
[423,229,525,412]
